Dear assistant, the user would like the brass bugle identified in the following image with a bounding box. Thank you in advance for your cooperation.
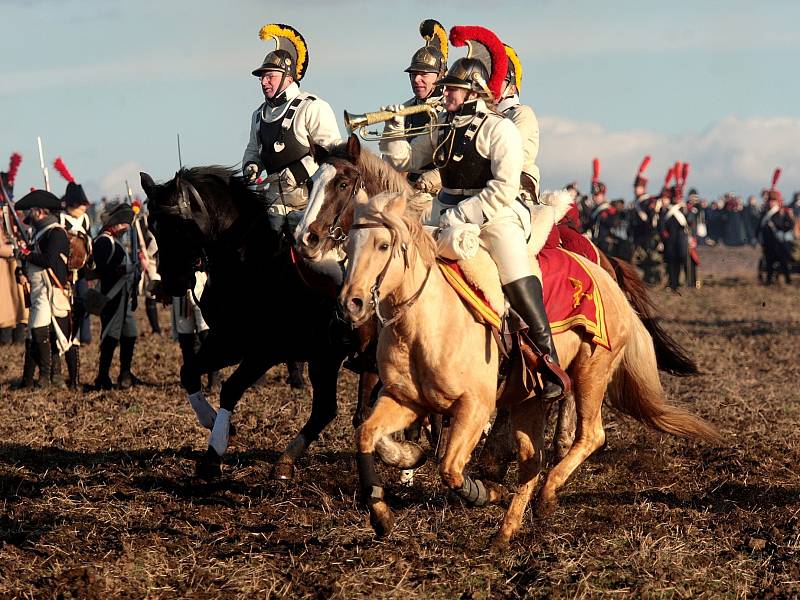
[344,104,435,134]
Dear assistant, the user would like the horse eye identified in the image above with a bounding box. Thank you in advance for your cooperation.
[338,182,349,190]
[379,242,390,251]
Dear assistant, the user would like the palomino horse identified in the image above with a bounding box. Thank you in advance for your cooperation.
[295,135,700,463]
[339,191,721,546]
[140,167,350,479]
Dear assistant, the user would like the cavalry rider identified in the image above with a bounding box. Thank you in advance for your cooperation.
[392,19,448,194]
[380,25,566,400]
[243,23,342,232]
[497,42,541,203]
[759,168,794,285]
[88,202,140,390]
[11,190,71,389]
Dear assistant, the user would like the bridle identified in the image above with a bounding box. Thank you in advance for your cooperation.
[348,220,431,328]
[147,178,215,274]
[324,170,363,247]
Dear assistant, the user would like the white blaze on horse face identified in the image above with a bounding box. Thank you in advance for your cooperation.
[294,163,336,248]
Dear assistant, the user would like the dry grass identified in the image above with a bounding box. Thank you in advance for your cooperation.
[1,244,799,598]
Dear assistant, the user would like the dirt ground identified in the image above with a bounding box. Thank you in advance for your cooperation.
[1,244,799,599]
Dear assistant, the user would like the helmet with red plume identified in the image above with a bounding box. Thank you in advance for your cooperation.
[438,26,508,101]
[591,158,606,195]
[634,155,651,188]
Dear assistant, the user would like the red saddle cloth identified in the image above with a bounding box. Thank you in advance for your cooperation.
[438,247,610,351]
[539,247,610,350]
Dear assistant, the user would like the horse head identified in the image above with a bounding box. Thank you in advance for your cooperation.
[339,190,431,327]
[294,134,364,261]
[140,166,250,296]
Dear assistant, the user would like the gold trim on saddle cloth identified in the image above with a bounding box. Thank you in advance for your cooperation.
[437,259,502,330]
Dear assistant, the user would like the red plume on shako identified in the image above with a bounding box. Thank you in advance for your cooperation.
[8,153,22,186]
[591,158,606,195]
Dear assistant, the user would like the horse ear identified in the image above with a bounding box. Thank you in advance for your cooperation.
[385,192,407,216]
[306,134,330,164]
[346,134,361,164]
[140,172,156,197]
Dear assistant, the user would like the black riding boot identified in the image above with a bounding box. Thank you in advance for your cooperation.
[503,276,565,400]
[31,326,52,388]
[90,336,117,391]
[65,346,80,390]
[145,297,161,334]
[11,337,37,389]
[117,335,140,389]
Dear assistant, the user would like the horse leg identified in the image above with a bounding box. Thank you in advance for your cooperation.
[356,393,421,537]
[273,357,340,480]
[493,399,547,548]
[352,370,380,429]
[553,392,577,461]
[477,407,515,484]
[196,354,273,479]
[535,366,607,516]
[439,395,506,508]
[181,330,231,431]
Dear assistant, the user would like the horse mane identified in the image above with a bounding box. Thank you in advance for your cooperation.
[326,143,429,218]
[361,192,437,268]
[177,165,263,209]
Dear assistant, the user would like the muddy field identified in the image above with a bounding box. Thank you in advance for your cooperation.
[1,244,799,599]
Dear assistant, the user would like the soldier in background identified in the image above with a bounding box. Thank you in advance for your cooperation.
[58,178,92,388]
[11,190,71,389]
[87,202,140,390]
[759,169,794,285]
[0,159,28,346]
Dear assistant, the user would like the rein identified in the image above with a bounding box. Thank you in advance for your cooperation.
[349,221,431,328]
[325,171,363,247]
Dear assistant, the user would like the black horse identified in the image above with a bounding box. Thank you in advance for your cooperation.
[140,166,349,479]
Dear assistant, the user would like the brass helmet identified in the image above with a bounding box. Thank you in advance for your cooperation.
[405,19,448,75]
[438,26,509,100]
[252,23,309,81]
[436,58,489,93]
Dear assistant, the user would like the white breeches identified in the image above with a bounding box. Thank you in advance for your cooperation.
[428,196,538,285]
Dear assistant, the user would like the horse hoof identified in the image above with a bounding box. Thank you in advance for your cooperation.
[369,501,395,537]
[484,481,512,507]
[272,462,294,481]
[195,448,222,480]
[490,533,511,552]
[534,494,557,519]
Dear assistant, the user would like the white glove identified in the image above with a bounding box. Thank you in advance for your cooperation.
[380,104,405,128]
[439,197,485,228]
[244,163,260,184]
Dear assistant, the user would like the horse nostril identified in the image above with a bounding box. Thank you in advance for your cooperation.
[348,297,364,313]
[303,231,320,248]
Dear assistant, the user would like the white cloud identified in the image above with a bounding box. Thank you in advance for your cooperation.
[538,115,800,199]
[84,161,146,201]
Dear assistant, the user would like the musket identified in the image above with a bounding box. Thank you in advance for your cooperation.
[177,133,183,169]
[37,136,51,192]
[126,180,142,310]
[0,176,31,249]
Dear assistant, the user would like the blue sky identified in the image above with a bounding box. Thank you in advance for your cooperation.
[1,0,798,201]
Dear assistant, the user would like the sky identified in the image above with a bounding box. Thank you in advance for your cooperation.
[1,0,798,203]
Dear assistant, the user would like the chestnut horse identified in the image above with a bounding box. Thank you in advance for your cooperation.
[339,191,720,546]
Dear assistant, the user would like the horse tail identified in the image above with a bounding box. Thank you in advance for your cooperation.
[610,256,700,377]
[607,312,722,443]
